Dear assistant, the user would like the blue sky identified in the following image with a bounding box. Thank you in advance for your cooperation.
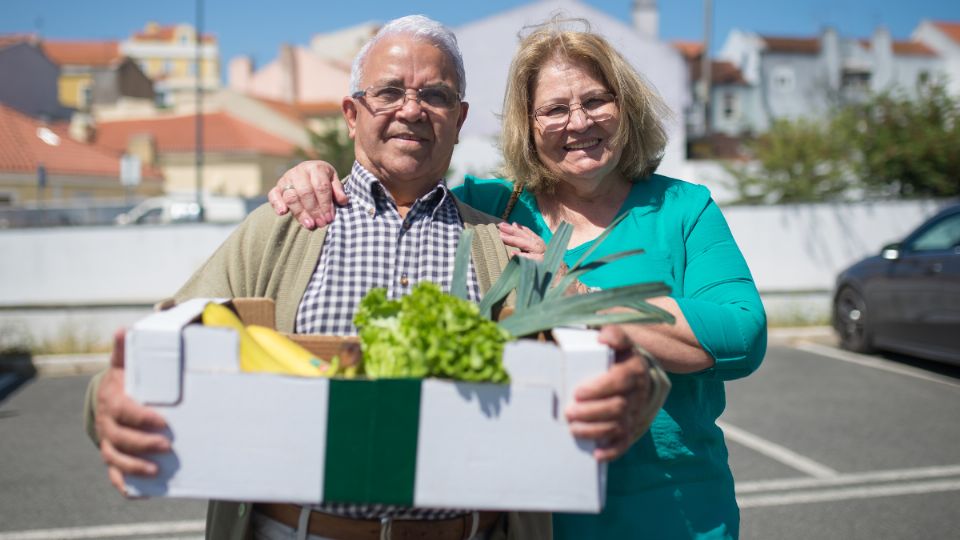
[3,0,959,69]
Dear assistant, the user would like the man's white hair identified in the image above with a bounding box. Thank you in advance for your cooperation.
[350,15,466,98]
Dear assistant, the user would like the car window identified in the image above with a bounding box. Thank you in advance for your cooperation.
[910,213,960,252]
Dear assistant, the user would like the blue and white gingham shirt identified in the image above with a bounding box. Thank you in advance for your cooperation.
[295,161,481,336]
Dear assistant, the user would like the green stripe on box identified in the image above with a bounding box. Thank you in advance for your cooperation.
[323,379,422,505]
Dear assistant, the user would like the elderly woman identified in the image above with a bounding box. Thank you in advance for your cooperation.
[270,22,766,540]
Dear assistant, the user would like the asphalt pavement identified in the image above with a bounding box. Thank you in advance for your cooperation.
[1,332,957,540]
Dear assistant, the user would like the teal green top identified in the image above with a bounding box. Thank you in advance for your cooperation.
[454,175,767,539]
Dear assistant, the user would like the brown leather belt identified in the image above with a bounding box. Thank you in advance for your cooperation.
[254,503,503,540]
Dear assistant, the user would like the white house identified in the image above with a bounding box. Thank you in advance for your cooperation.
[912,20,960,95]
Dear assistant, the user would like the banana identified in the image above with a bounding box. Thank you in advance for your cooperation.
[201,302,287,374]
[246,325,330,377]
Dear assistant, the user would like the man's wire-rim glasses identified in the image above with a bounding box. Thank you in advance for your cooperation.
[351,85,461,113]
[532,92,618,132]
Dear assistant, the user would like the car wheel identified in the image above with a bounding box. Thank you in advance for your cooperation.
[835,287,873,353]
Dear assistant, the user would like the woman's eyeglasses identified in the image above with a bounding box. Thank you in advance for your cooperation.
[532,92,618,132]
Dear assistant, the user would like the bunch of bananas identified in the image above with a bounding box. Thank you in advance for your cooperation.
[201,302,341,377]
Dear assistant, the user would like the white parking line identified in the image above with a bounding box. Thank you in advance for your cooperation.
[738,478,960,508]
[718,421,838,479]
[737,463,960,493]
[0,520,205,540]
[795,342,960,389]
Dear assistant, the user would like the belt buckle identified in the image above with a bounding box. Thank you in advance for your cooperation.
[379,516,392,540]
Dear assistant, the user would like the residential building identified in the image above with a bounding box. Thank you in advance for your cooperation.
[0,103,163,206]
[451,0,688,179]
[913,20,960,94]
[120,22,220,107]
[228,44,348,108]
[94,112,298,197]
[41,40,154,111]
[674,41,757,142]
[0,34,69,120]
[718,27,944,133]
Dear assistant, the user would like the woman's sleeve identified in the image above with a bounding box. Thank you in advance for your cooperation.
[451,176,514,218]
[675,195,767,380]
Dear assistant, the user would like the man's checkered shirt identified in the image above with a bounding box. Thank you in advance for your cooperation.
[296,161,481,336]
[295,162,480,520]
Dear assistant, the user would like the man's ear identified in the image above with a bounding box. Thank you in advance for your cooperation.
[342,96,358,139]
[454,101,469,144]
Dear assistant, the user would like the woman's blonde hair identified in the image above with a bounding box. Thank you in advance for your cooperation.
[500,20,671,193]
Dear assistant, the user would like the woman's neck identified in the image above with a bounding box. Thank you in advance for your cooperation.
[536,175,632,247]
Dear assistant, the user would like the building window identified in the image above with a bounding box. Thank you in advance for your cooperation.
[163,59,173,75]
[188,61,197,77]
[917,71,931,89]
[78,84,93,108]
[771,66,795,93]
[0,191,14,206]
[722,91,737,120]
[841,70,871,91]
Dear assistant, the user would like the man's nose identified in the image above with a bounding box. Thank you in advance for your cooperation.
[395,90,425,119]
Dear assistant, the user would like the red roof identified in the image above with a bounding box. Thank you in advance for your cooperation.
[41,40,121,67]
[932,21,960,45]
[0,104,162,180]
[131,24,215,44]
[760,36,821,54]
[672,40,705,61]
[95,112,297,156]
[0,34,37,50]
[689,60,749,86]
[892,41,937,56]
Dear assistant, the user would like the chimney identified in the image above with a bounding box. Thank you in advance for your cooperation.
[279,44,299,104]
[228,55,254,92]
[632,0,659,41]
[871,26,893,91]
[126,133,156,167]
[821,27,841,91]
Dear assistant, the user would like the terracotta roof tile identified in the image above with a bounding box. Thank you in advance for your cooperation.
[95,112,297,156]
[689,60,748,86]
[760,36,820,54]
[672,40,704,61]
[892,41,937,56]
[932,21,960,45]
[0,34,37,50]
[41,40,121,67]
[0,104,162,180]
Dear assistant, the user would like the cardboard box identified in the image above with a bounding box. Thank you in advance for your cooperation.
[123,298,610,512]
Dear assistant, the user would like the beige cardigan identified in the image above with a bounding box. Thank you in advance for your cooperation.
[85,203,550,540]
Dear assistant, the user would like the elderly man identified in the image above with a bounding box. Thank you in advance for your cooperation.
[86,15,552,540]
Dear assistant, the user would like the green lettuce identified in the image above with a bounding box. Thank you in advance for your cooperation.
[353,282,511,382]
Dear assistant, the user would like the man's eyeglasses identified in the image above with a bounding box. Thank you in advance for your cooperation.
[351,85,461,113]
[532,92,618,132]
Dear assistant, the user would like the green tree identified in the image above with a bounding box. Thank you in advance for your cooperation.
[296,121,355,176]
[726,80,960,203]
[725,118,851,204]
[839,81,960,198]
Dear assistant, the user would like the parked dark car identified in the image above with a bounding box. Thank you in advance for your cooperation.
[833,203,960,365]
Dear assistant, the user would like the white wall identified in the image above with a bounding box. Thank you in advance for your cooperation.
[0,199,950,344]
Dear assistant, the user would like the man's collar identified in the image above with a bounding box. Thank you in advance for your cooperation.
[347,161,452,216]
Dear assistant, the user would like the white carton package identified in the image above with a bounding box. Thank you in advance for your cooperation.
[123,298,610,512]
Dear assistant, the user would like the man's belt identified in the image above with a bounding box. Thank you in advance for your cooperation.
[254,503,503,539]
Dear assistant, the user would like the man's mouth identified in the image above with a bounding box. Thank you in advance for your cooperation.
[392,133,429,143]
[564,138,602,151]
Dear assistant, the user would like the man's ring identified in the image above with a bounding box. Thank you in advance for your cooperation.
[282,184,295,192]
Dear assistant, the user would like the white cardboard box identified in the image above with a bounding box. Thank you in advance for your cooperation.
[123,298,609,512]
